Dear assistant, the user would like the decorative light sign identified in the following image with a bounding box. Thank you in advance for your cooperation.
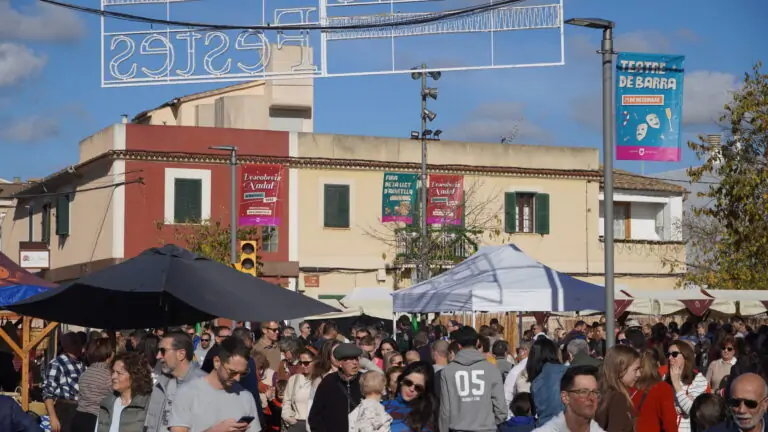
[100,0,565,87]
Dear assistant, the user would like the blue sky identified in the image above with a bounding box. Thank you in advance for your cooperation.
[0,0,765,179]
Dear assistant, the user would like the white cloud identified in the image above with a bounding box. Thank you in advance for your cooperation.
[0,0,85,42]
[0,43,46,87]
[452,102,552,144]
[683,71,740,126]
[0,115,60,143]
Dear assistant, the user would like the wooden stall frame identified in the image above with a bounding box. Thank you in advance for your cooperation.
[0,316,58,410]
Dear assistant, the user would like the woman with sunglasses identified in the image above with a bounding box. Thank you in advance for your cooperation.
[665,340,709,431]
[706,336,737,393]
[383,361,437,432]
[282,348,315,432]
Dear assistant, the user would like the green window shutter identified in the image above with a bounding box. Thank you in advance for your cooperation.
[55,195,70,236]
[534,193,550,235]
[174,179,202,223]
[42,204,51,244]
[504,192,517,233]
[324,185,350,228]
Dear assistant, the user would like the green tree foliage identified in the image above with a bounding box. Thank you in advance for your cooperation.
[683,62,767,290]
[157,218,263,273]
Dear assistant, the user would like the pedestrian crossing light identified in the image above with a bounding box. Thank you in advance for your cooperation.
[237,240,258,276]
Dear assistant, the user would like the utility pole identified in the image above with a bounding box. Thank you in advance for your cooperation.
[209,145,239,265]
[565,17,616,348]
[411,64,440,283]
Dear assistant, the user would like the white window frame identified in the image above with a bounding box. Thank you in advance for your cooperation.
[164,168,212,224]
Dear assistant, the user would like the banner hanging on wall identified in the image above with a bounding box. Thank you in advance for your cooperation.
[616,52,686,162]
[239,164,284,226]
[427,174,464,225]
[381,172,418,223]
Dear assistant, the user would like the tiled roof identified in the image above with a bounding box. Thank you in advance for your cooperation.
[131,81,266,123]
[0,181,30,198]
[609,170,686,194]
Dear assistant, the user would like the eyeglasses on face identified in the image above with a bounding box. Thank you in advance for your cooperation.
[728,397,767,409]
[666,351,683,359]
[223,366,250,378]
[391,361,403,366]
[723,346,734,352]
[401,378,425,394]
[266,327,280,333]
[200,338,211,342]
[299,361,313,366]
[158,347,177,355]
[567,389,601,399]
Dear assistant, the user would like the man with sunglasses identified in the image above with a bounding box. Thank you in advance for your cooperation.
[169,337,261,432]
[708,373,768,432]
[145,331,207,432]
[439,326,506,432]
[254,321,282,372]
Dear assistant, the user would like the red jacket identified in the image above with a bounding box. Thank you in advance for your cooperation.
[631,381,679,432]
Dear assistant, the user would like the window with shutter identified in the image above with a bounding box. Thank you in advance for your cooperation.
[42,203,52,244]
[324,184,350,228]
[534,193,550,235]
[516,193,536,233]
[55,195,70,236]
[174,179,203,223]
[504,192,517,233]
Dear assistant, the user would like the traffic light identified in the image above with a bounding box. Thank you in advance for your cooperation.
[236,240,258,276]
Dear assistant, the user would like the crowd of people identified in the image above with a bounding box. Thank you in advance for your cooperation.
[2,315,768,432]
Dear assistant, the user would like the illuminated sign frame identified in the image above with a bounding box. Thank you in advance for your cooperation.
[101,0,565,87]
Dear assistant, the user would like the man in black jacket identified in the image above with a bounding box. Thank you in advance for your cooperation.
[308,343,363,432]
[0,395,40,432]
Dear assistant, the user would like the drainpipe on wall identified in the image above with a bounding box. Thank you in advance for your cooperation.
[27,205,33,241]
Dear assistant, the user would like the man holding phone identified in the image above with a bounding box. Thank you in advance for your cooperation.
[169,337,261,432]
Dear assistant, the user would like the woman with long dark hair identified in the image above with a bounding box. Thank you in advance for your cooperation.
[525,337,567,427]
[383,361,437,432]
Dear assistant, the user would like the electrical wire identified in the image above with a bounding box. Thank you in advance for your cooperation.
[40,0,526,31]
[12,179,145,199]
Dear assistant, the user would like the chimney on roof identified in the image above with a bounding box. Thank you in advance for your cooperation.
[121,114,129,124]
[13,177,20,183]
[707,134,723,165]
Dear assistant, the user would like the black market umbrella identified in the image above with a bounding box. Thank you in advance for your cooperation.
[7,244,339,329]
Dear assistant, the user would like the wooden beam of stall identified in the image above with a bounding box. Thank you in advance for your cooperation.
[0,326,23,357]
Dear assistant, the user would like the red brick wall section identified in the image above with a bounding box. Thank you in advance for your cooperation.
[123,125,290,262]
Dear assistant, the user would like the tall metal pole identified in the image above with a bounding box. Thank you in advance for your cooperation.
[601,28,616,349]
[229,148,238,266]
[420,64,429,284]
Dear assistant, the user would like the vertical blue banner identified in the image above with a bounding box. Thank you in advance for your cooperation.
[616,53,685,162]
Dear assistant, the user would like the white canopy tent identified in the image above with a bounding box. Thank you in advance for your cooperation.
[392,244,607,313]
[340,287,393,320]
[706,289,768,316]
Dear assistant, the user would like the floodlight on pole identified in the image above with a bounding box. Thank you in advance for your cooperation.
[428,71,441,80]
[422,88,438,100]
[423,109,437,122]
[433,130,442,140]
[410,131,420,139]
[565,16,616,349]
[423,129,433,139]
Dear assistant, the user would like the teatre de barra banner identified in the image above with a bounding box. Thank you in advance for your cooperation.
[616,52,685,162]
[427,174,464,225]
[381,172,418,223]
[239,164,284,227]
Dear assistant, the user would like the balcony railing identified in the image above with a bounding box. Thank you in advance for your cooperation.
[394,226,479,265]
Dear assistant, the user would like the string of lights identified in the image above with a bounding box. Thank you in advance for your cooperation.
[40,0,527,31]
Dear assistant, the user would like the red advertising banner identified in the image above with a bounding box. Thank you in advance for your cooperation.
[427,174,463,225]
[239,164,284,227]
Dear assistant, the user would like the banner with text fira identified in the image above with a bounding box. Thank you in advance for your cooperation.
[616,52,686,162]
[381,172,418,223]
[239,164,284,227]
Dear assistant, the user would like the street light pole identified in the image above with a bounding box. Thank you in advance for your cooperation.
[565,17,616,348]
[210,145,239,266]
[419,65,429,284]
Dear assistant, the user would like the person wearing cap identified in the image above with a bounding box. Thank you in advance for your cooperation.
[307,343,364,432]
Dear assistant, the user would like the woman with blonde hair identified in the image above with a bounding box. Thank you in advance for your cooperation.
[595,345,642,432]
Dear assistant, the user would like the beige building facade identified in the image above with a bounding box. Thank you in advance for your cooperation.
[291,133,686,299]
